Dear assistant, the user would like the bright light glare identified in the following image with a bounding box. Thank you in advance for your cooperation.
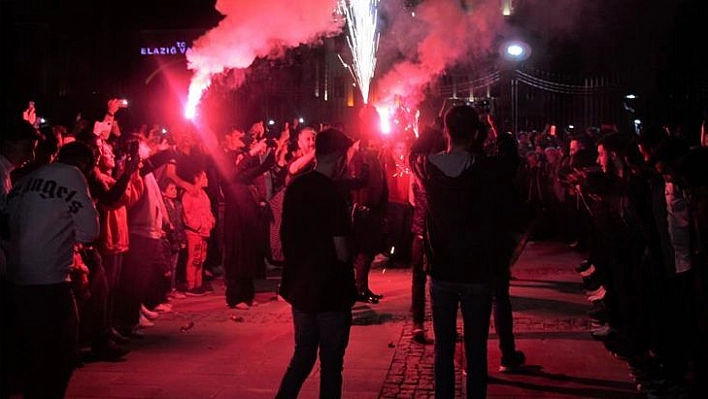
[634,119,642,125]
[298,117,305,124]
[377,106,391,135]
[184,106,196,120]
[625,94,637,99]
[268,120,275,126]
[501,40,531,62]
[339,0,380,104]
[507,45,523,57]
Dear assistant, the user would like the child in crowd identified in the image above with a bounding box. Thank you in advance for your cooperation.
[181,169,216,296]
[160,179,187,299]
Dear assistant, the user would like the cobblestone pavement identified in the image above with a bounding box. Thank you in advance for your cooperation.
[375,241,640,399]
[66,241,640,398]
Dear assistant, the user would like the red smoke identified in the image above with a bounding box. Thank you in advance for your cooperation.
[184,0,343,119]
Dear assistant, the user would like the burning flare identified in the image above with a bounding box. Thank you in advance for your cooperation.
[339,0,380,104]
[184,0,344,119]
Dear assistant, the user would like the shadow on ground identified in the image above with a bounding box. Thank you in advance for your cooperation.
[489,365,642,398]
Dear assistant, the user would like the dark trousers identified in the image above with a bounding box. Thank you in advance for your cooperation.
[276,308,352,399]
[78,260,111,349]
[656,270,697,384]
[430,278,493,399]
[4,282,78,399]
[410,235,427,326]
[352,210,384,293]
[100,251,124,327]
[493,274,516,356]
[225,275,255,307]
[113,234,159,330]
[384,202,413,264]
[353,253,373,294]
[0,277,11,399]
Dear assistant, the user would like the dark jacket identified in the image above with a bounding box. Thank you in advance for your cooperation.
[411,150,519,284]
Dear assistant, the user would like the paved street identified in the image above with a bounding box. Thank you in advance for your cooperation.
[66,241,641,398]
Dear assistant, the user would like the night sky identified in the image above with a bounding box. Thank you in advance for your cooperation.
[2,0,706,125]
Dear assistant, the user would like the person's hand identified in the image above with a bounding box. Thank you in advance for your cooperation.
[107,98,123,115]
[22,101,37,126]
[249,140,268,156]
[157,138,171,151]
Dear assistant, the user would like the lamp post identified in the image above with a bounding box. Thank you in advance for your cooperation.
[500,40,531,135]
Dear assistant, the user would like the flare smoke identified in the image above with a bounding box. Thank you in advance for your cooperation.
[375,0,502,108]
[184,0,344,119]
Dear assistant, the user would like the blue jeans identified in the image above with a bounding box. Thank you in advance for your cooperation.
[276,308,352,399]
[430,278,494,399]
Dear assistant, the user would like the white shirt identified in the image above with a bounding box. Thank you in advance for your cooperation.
[5,163,99,285]
[127,172,165,239]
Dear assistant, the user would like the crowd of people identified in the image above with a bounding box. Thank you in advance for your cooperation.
[0,96,706,398]
[506,121,708,398]
[0,98,415,398]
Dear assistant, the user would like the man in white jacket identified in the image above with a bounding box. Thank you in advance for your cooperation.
[3,141,99,399]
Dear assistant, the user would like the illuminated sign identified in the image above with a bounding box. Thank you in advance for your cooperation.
[140,41,190,56]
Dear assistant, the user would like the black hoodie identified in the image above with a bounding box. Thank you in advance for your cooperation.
[411,146,520,284]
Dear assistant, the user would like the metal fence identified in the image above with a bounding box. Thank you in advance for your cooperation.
[436,67,632,134]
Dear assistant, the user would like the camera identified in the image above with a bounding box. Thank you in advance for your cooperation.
[129,140,140,158]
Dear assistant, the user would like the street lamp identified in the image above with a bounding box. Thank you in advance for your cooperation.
[500,39,531,134]
[501,40,531,62]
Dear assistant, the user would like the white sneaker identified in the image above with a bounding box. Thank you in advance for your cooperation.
[139,313,155,328]
[169,290,187,299]
[231,302,249,310]
[140,304,159,320]
[155,303,173,313]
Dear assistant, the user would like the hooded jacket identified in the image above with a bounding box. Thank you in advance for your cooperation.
[411,144,520,284]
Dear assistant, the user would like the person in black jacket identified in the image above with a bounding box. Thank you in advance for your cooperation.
[220,128,276,309]
[276,128,357,399]
[411,105,519,399]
